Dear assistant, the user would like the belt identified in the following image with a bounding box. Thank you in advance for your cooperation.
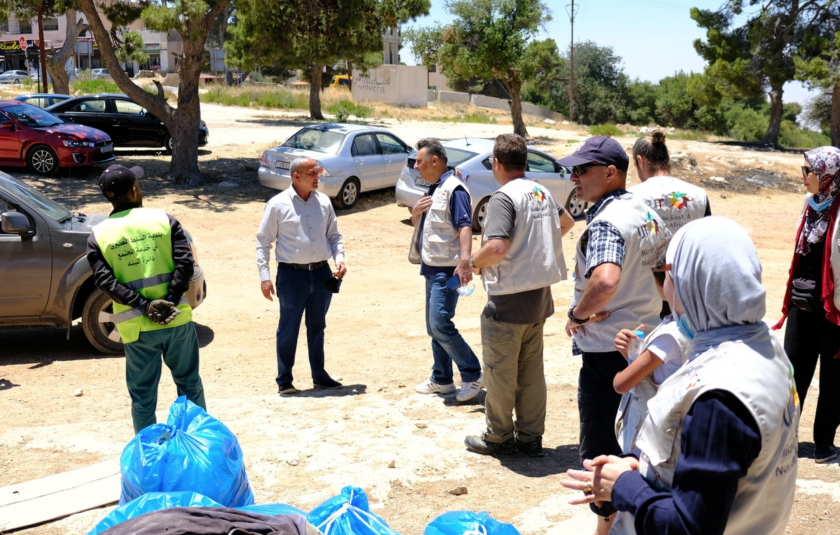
[278,261,328,271]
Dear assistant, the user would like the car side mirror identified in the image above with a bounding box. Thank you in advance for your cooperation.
[0,122,14,130]
[1,212,32,235]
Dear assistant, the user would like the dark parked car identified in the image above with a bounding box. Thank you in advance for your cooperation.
[0,101,114,175]
[46,94,209,152]
[14,93,72,108]
[0,172,205,353]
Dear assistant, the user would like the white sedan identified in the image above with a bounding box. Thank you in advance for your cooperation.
[395,138,589,230]
[258,123,413,209]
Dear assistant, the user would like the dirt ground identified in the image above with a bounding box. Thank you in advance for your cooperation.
[1,106,839,534]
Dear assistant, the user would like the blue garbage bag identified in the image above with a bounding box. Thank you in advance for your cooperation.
[119,396,255,508]
[308,486,400,535]
[87,491,307,535]
[87,492,221,535]
[425,511,521,535]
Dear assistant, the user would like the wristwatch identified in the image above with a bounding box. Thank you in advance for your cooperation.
[469,255,476,270]
[568,306,590,325]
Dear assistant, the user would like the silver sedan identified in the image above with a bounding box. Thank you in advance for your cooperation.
[258,123,413,209]
[395,138,589,230]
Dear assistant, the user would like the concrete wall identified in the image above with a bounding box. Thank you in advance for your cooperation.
[427,89,436,102]
[351,65,427,107]
[439,91,471,104]
[428,71,453,93]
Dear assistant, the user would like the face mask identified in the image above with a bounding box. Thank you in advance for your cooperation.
[808,195,834,212]
[673,310,695,340]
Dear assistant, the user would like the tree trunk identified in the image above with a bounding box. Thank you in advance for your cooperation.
[309,64,324,120]
[78,0,230,187]
[832,81,840,149]
[507,79,528,138]
[761,84,784,148]
[46,10,88,96]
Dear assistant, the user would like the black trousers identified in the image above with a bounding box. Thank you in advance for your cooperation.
[578,350,627,517]
[784,306,840,446]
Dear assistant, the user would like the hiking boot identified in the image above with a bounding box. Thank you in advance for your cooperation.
[516,436,544,457]
[464,435,518,455]
[314,377,343,389]
[278,383,299,395]
[415,379,456,395]
[815,444,837,464]
[456,372,485,402]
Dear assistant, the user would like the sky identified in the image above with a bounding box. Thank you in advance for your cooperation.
[402,0,817,106]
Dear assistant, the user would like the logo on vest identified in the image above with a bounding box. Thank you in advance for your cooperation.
[666,191,690,210]
[638,211,662,239]
[685,372,701,390]
[531,185,546,202]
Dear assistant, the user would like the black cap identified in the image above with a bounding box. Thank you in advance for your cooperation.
[556,136,629,172]
[99,164,144,198]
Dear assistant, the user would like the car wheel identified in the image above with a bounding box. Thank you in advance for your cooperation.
[164,135,173,154]
[27,145,59,176]
[334,178,360,209]
[565,189,588,220]
[472,197,489,232]
[81,288,124,355]
[14,78,19,84]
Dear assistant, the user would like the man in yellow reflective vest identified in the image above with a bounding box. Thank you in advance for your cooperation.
[86,164,206,433]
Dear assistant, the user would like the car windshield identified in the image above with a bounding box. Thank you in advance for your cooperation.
[445,148,478,167]
[0,175,72,222]
[3,104,63,127]
[282,128,345,155]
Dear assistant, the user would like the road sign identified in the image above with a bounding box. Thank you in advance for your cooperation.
[19,37,27,50]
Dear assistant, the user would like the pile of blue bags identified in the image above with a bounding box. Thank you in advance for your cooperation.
[90,397,521,535]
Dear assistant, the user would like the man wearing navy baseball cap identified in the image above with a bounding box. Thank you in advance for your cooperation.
[86,164,206,433]
[557,137,670,534]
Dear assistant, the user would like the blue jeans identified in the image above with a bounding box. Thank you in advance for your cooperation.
[275,264,333,386]
[425,273,481,384]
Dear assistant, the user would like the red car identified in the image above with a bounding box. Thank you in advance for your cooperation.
[0,101,114,176]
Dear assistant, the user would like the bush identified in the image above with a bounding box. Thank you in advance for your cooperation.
[71,78,122,94]
[200,86,309,109]
[779,120,831,149]
[325,100,372,121]
[589,123,623,137]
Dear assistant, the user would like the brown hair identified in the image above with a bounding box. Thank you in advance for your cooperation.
[633,131,670,173]
[493,134,527,172]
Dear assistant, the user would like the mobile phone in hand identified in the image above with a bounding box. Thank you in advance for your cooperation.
[446,274,461,290]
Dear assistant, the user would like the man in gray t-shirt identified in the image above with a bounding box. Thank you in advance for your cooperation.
[464,134,574,458]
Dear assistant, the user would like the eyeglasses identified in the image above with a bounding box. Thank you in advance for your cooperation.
[801,166,813,176]
[572,163,603,176]
[488,156,496,164]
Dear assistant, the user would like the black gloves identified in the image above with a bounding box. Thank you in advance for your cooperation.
[142,299,180,325]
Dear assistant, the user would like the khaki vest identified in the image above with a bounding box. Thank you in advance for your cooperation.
[421,174,470,267]
[481,178,566,296]
[612,328,798,535]
[615,320,691,453]
[571,194,670,352]
[629,176,708,233]
[92,208,192,344]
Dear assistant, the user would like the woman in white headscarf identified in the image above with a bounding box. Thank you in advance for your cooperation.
[561,217,799,535]
[773,146,840,464]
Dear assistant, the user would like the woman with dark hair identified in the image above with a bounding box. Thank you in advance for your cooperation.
[629,131,710,234]
[561,217,799,535]
[774,145,840,463]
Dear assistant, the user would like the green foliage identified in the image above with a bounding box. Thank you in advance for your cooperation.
[70,78,122,94]
[325,100,372,121]
[779,120,831,148]
[589,123,623,137]
[426,112,497,124]
[200,86,310,109]
[115,31,149,65]
[656,73,696,128]
[724,103,768,141]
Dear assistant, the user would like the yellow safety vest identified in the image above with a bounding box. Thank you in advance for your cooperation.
[92,207,192,344]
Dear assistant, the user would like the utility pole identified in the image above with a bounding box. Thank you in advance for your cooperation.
[37,1,48,94]
[566,0,578,123]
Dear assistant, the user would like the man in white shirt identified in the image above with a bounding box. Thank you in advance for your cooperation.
[256,157,346,394]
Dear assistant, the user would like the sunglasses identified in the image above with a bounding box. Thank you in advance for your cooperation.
[801,166,813,176]
[572,163,603,176]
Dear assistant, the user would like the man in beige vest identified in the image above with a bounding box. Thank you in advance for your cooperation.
[464,134,573,457]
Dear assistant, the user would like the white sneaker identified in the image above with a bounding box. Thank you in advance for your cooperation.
[415,379,456,395]
[456,373,485,402]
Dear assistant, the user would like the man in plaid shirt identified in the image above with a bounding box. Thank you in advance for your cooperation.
[557,136,669,535]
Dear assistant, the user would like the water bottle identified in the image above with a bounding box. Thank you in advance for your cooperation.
[628,330,645,364]
[457,283,475,297]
